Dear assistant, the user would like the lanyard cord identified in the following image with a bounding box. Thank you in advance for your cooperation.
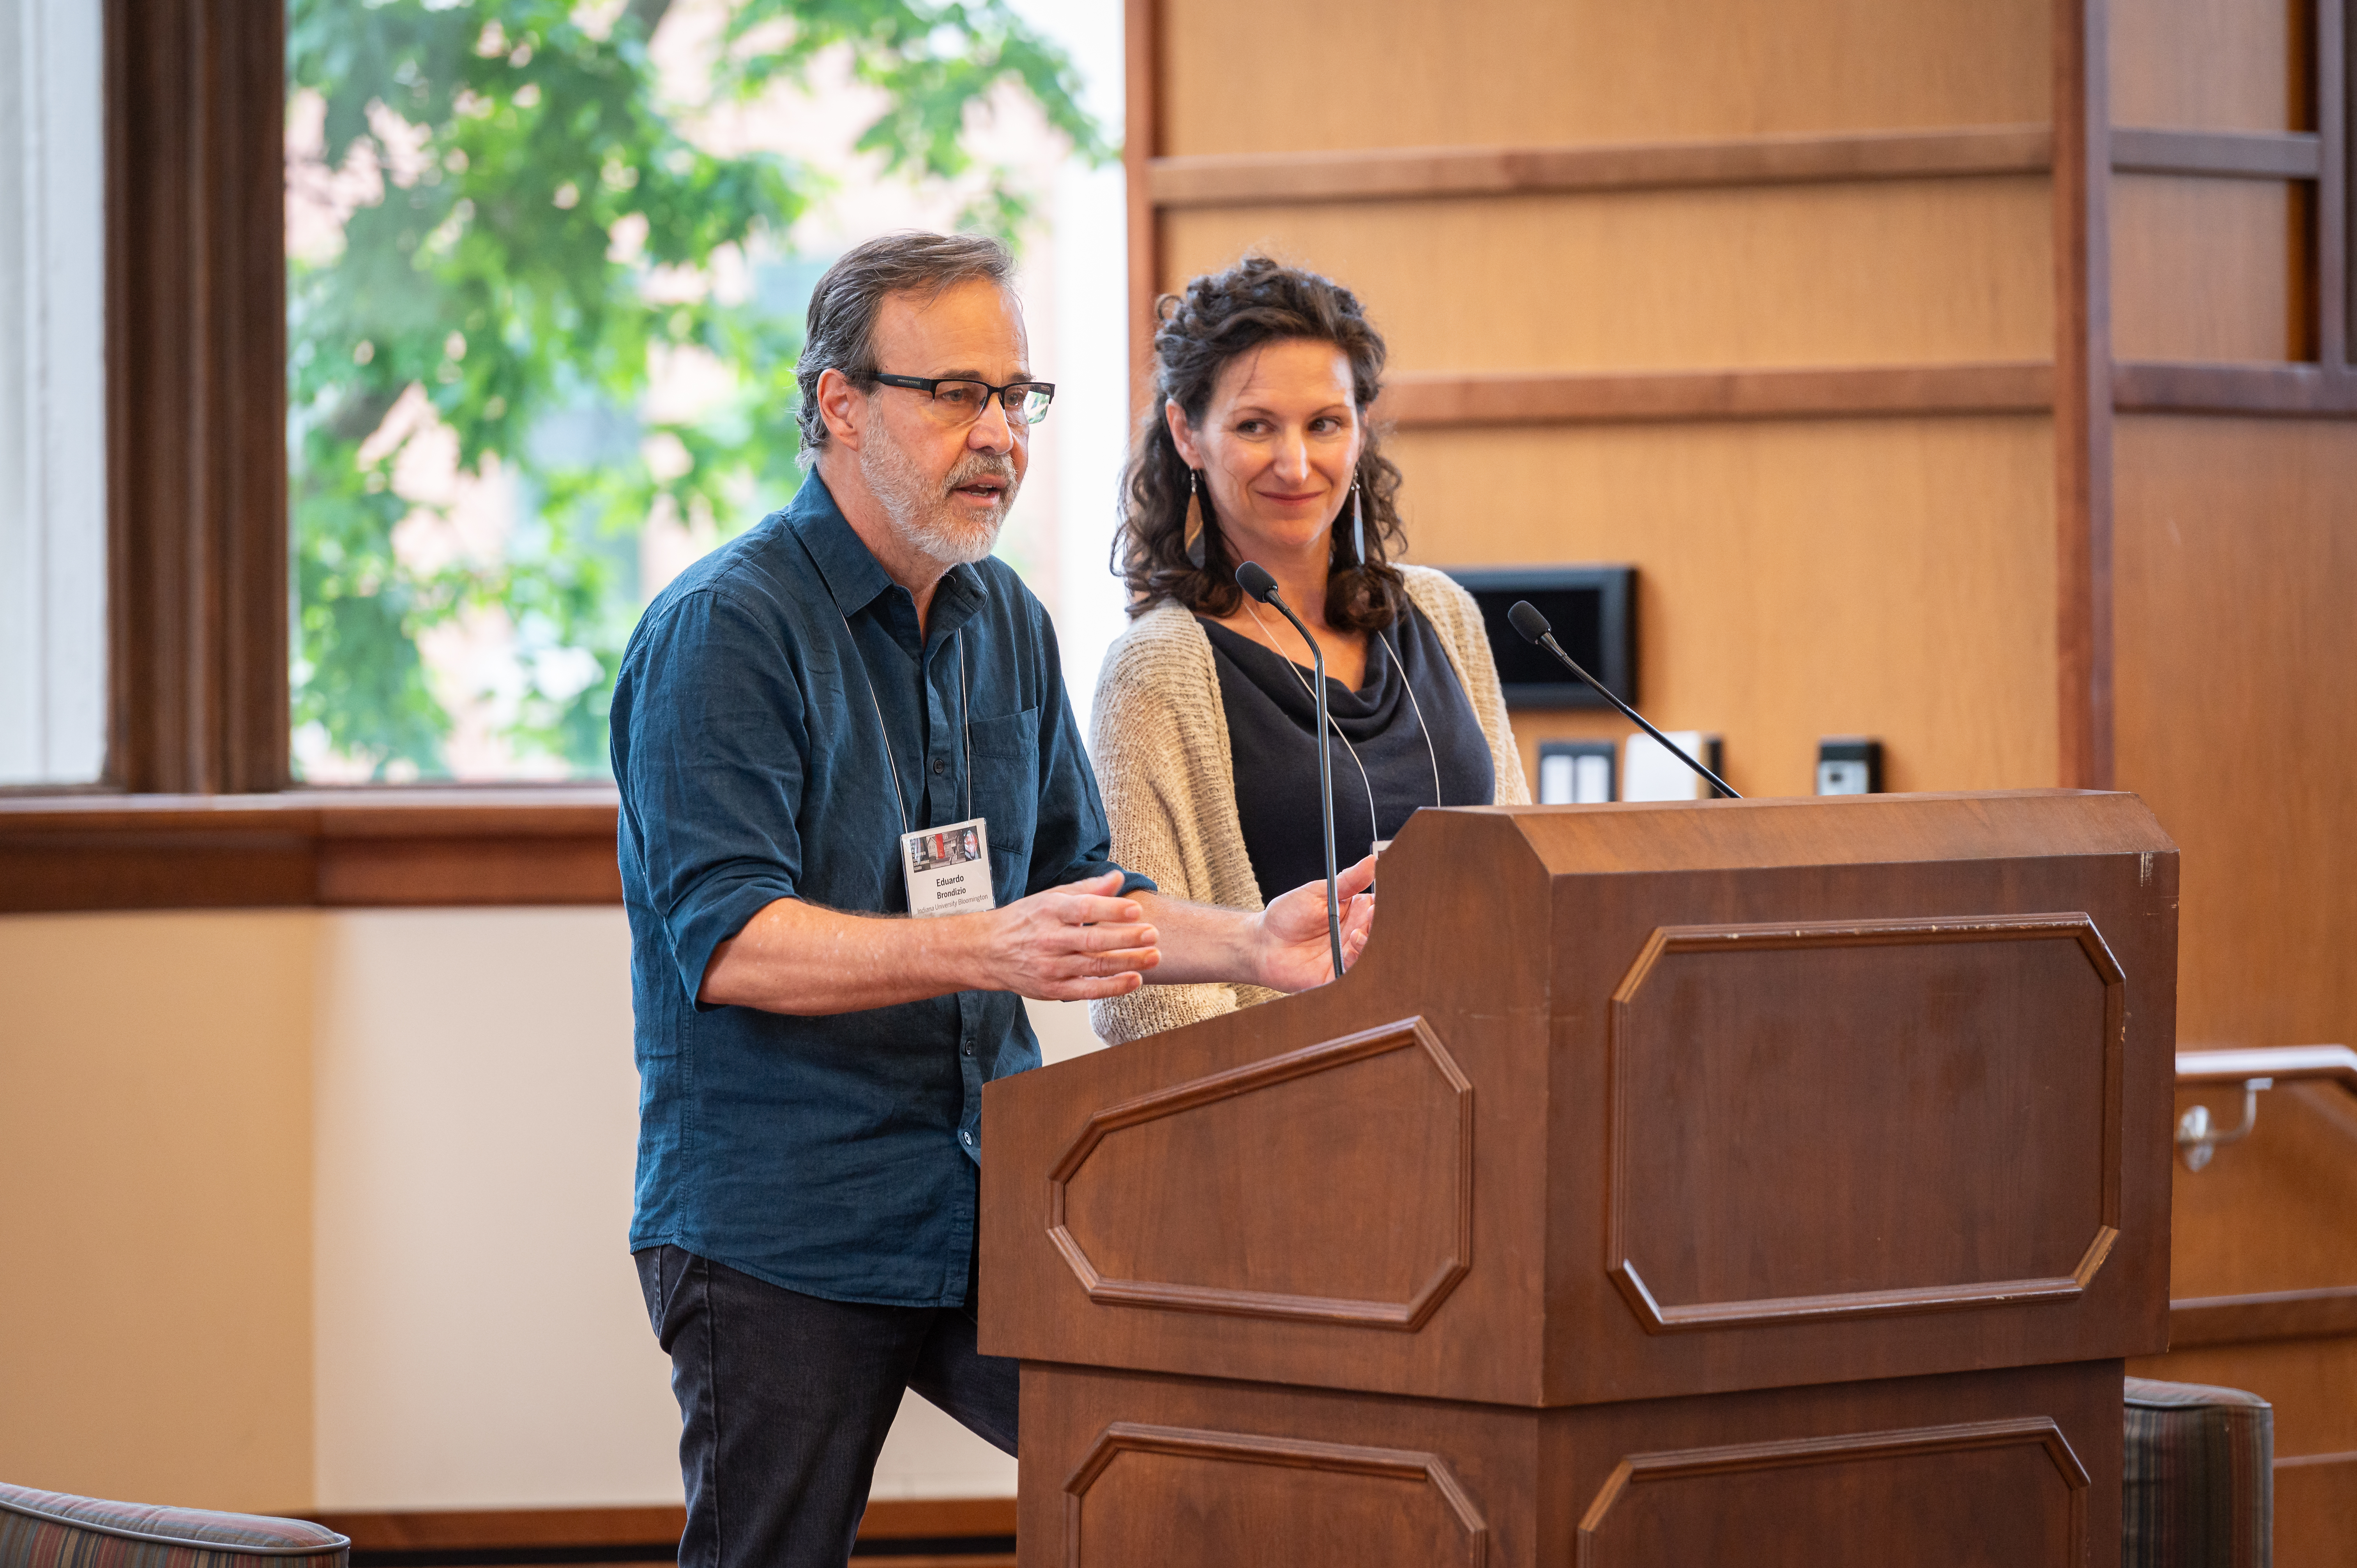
[843,614,973,842]
[1239,599,1440,842]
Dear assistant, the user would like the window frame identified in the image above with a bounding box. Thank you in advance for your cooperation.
[0,0,618,914]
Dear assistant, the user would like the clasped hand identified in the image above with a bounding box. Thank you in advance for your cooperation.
[981,855,1379,1003]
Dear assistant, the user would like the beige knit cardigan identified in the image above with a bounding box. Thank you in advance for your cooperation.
[1088,563,1529,1045]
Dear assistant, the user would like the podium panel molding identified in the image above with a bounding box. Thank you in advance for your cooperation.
[1062,1423,1488,1568]
[1046,1015,1475,1329]
[1606,912,2128,1334]
[1574,1416,2090,1568]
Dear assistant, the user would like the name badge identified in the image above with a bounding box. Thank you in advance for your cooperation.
[901,816,996,919]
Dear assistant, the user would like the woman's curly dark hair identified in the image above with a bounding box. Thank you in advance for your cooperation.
[1115,255,1406,629]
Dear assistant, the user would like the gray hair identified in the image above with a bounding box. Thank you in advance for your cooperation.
[795,231,1018,463]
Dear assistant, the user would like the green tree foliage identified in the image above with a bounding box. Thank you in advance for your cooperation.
[287,0,1108,777]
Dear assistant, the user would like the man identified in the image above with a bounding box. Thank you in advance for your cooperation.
[612,231,1376,1568]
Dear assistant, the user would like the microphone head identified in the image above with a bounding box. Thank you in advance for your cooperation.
[1507,599,1551,644]
[1235,561,1281,604]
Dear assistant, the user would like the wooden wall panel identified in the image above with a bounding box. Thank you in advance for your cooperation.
[1385,418,2059,799]
[2111,176,2307,360]
[1157,0,2050,157]
[1161,180,2053,374]
[2131,1337,2357,1455]
[2276,1459,2357,1568]
[2110,0,2310,132]
[2111,416,2357,1049]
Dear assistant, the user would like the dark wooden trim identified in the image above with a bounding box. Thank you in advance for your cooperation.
[2278,1448,2357,1468]
[2053,0,2116,791]
[2109,128,2323,179]
[2167,1285,2357,1348]
[1147,126,2053,210]
[1123,0,1159,411]
[0,789,624,912]
[2113,360,2357,414]
[1378,363,2052,429]
[2320,0,2348,369]
[307,1499,1017,1557]
[102,0,289,795]
[313,1506,684,1552]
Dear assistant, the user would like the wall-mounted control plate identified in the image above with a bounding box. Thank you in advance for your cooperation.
[1537,740,1617,803]
[1816,736,1882,795]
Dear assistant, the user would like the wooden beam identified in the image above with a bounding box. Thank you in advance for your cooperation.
[102,0,288,794]
[0,789,624,912]
[1123,0,1160,412]
[304,1499,1019,1562]
[2318,0,2348,370]
[2113,360,2357,414]
[2053,0,2115,791]
[1147,126,2054,210]
[2167,1285,2357,1349]
[2110,128,2323,179]
[1378,363,2053,429]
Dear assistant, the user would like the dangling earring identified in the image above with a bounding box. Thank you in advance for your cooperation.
[1182,468,1209,571]
[1349,480,1367,565]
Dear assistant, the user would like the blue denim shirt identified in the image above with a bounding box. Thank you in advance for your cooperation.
[613,471,1148,1307]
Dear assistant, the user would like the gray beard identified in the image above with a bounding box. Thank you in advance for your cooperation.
[859,429,1019,568]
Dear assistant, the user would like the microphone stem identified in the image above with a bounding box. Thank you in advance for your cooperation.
[1541,633,1741,800]
[1264,595,1348,979]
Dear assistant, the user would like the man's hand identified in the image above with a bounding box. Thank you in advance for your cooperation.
[698,872,1156,1015]
[974,871,1160,1001]
[1251,854,1378,993]
[1127,855,1381,995]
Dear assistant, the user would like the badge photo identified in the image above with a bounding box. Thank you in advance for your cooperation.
[902,816,995,918]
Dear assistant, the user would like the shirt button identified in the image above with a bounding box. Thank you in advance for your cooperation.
[932,757,948,775]
[960,1130,973,1145]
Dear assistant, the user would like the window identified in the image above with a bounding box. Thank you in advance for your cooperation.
[0,0,106,787]
[284,0,1119,784]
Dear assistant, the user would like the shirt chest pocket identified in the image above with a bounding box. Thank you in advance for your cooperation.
[967,708,1041,890]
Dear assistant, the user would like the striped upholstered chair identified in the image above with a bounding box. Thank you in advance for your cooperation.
[2124,1377,2276,1568]
[0,1483,348,1568]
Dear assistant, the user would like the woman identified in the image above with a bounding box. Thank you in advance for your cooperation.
[1090,255,1527,1046]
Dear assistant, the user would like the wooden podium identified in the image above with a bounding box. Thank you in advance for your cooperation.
[980,791,2176,1566]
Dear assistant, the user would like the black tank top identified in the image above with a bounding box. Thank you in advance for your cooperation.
[1199,603,1496,905]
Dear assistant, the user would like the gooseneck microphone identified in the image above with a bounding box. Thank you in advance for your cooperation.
[1506,599,1741,800]
[1236,561,1348,980]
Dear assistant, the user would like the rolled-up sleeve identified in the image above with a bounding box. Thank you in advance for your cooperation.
[614,588,808,1005]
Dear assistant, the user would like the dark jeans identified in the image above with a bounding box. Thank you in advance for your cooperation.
[635,1245,1019,1568]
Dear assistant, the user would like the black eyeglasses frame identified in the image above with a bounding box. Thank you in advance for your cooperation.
[866,372,1057,426]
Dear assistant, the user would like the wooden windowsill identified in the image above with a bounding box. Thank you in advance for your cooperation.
[0,786,624,913]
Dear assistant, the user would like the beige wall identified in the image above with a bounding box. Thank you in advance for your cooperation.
[0,911,316,1511]
[0,907,1097,1510]
[307,908,674,1509]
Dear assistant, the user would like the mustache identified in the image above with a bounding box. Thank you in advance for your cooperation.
[943,452,1017,494]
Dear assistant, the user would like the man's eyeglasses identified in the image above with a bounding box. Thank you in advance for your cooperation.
[869,373,1055,429]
